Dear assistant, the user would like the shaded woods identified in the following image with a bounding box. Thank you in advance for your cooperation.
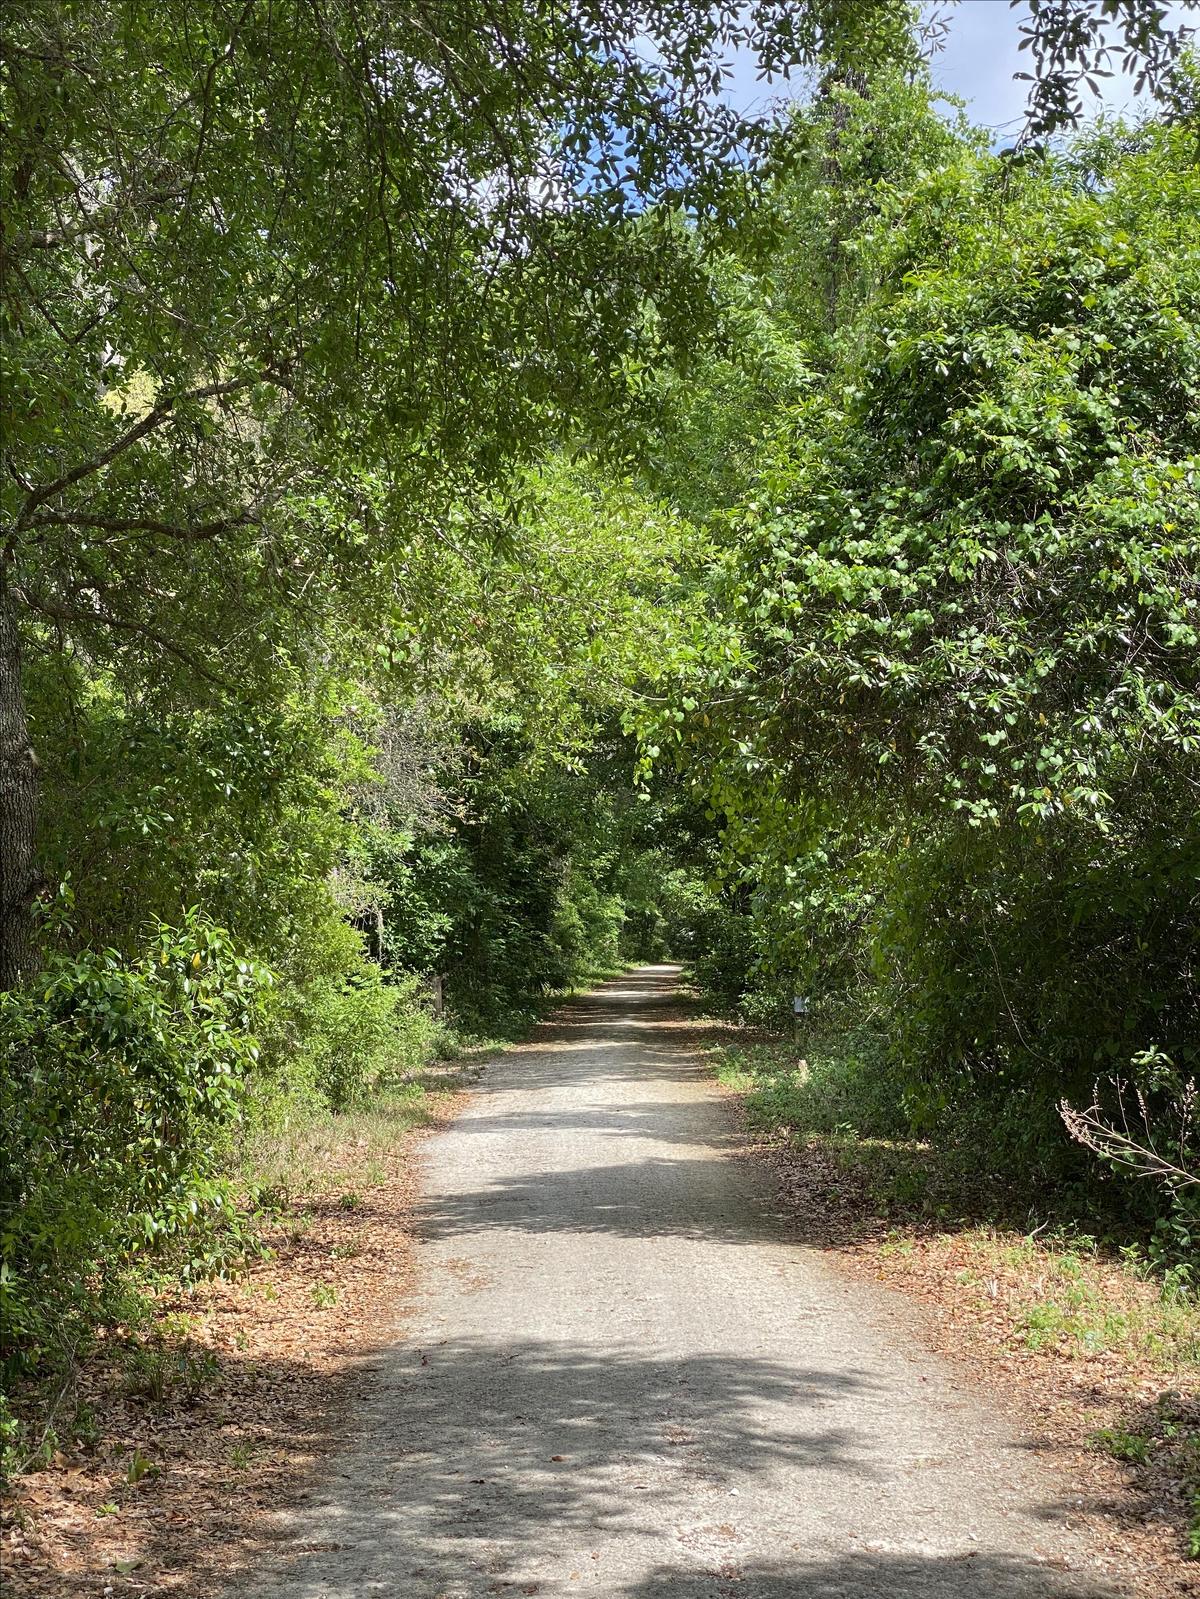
[1,0,1197,1579]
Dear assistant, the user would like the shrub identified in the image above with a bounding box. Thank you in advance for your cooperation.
[0,911,268,1374]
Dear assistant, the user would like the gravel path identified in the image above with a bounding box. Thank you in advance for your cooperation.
[247,966,1124,1598]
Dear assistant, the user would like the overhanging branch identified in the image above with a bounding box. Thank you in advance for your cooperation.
[13,372,289,533]
[15,585,233,688]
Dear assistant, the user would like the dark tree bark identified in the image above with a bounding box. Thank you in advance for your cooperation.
[0,558,40,988]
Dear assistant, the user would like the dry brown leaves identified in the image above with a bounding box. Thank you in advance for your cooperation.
[0,1084,467,1599]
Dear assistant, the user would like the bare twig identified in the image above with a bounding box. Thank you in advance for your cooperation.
[1060,1076,1198,1192]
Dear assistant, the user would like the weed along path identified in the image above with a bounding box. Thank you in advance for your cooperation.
[245,967,1125,1599]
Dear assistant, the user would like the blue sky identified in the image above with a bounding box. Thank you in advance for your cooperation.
[721,0,1197,136]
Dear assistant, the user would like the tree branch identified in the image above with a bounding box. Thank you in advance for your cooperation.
[25,509,260,541]
[14,586,232,688]
[13,374,283,532]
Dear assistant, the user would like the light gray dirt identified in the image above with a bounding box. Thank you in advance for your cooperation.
[245,966,1128,1599]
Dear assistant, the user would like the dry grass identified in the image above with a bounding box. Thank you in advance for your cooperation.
[241,1062,471,1202]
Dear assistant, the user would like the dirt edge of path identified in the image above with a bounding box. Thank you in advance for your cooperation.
[0,1076,474,1599]
[710,1073,1198,1599]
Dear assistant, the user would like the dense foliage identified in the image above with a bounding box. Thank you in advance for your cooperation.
[1,0,754,1371]
[651,66,1200,1244]
[2,0,1197,1411]
[1,914,268,1356]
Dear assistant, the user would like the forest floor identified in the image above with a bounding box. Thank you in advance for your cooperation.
[1,969,1196,1597]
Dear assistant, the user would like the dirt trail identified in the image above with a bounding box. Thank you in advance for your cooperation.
[243,966,1127,1598]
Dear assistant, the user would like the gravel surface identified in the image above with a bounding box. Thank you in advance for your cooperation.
[243,966,1127,1598]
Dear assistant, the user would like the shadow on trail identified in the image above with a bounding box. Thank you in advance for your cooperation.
[224,1332,1110,1598]
[620,1552,1114,1597]
[226,1335,889,1596]
[414,1155,786,1245]
[413,965,783,1248]
[384,1334,879,1491]
[446,1101,738,1147]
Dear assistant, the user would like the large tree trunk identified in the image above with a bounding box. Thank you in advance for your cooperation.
[0,557,39,989]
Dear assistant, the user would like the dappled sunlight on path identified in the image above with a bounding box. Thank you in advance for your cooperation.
[239,967,1124,1598]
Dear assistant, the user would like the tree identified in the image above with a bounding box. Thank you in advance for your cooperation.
[4,0,1191,986]
[651,64,1200,1190]
[1,0,917,983]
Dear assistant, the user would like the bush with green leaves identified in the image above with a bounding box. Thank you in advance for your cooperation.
[0,911,268,1372]
[256,922,445,1117]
